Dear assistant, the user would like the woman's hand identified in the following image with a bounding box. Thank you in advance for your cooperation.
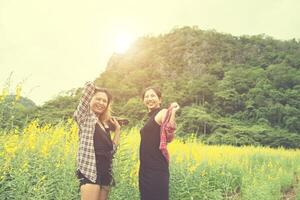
[170,102,180,112]
[110,117,121,132]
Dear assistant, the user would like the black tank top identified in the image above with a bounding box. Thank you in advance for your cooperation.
[140,108,168,171]
[94,123,113,156]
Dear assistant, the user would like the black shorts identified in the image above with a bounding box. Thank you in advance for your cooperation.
[77,154,113,187]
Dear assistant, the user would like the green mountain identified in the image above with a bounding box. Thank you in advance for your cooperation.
[5,95,36,109]
[94,26,300,148]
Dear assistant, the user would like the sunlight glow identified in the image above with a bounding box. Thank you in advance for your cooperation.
[113,32,134,54]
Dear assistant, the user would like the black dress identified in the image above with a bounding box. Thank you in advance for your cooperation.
[93,123,114,186]
[139,108,169,200]
[77,123,113,187]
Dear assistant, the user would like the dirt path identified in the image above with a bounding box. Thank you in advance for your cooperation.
[282,173,298,200]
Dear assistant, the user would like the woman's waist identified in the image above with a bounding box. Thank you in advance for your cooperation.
[94,146,113,156]
[140,154,168,167]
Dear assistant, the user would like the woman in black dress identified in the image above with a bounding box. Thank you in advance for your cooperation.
[139,87,180,200]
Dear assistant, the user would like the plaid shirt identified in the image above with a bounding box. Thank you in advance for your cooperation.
[73,81,99,183]
[159,106,176,163]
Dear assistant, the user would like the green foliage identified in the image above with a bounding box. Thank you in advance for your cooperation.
[114,97,147,126]
[0,95,36,131]
[206,123,300,148]
[29,95,78,125]
[177,105,217,137]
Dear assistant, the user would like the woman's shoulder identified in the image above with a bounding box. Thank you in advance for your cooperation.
[154,108,168,124]
[158,108,167,115]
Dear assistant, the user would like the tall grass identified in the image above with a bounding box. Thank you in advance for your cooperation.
[0,121,299,200]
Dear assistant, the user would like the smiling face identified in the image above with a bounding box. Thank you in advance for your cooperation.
[143,89,161,111]
[90,91,109,115]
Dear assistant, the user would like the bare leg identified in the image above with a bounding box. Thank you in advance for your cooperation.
[99,186,110,200]
[80,184,101,200]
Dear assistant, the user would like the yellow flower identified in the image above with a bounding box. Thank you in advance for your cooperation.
[15,84,22,101]
[188,165,198,173]
[0,87,8,102]
[27,133,36,150]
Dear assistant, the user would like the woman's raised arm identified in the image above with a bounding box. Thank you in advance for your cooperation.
[73,81,95,125]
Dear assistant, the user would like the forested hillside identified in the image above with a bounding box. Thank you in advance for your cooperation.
[95,27,300,147]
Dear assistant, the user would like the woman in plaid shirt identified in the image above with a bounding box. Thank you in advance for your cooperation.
[73,81,121,200]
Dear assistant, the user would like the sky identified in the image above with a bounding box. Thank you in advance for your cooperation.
[1,0,299,105]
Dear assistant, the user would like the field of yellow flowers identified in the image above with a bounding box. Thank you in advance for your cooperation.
[0,120,300,200]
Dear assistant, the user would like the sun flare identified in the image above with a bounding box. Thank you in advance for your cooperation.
[113,32,134,54]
